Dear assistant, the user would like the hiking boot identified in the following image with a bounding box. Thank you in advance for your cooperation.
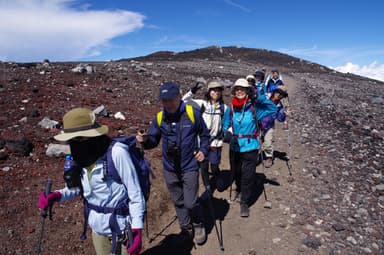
[240,203,249,217]
[179,225,193,242]
[264,157,273,168]
[192,222,206,245]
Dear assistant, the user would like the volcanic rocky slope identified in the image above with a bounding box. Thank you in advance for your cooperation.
[0,46,383,254]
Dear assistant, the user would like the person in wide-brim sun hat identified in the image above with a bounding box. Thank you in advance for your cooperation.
[54,108,109,141]
[40,107,145,255]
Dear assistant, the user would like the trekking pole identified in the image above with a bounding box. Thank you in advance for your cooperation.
[257,125,272,209]
[35,178,52,255]
[200,164,224,251]
[138,129,151,240]
[127,223,133,248]
[205,185,224,251]
[199,158,224,250]
[286,119,292,176]
[283,97,293,176]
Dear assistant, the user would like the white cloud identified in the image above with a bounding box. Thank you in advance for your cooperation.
[224,0,251,13]
[0,0,145,62]
[331,61,384,82]
[279,45,346,59]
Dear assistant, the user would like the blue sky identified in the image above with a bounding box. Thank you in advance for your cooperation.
[1,0,384,81]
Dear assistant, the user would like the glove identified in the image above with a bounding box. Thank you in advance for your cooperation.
[38,191,62,210]
[126,229,142,255]
[190,82,203,94]
[247,89,258,101]
[277,108,286,122]
[223,131,233,143]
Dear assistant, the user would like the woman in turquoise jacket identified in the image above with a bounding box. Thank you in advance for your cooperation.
[222,78,276,218]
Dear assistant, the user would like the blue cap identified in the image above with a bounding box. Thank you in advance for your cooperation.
[159,82,180,99]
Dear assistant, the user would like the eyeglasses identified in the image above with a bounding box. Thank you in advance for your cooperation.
[234,87,246,91]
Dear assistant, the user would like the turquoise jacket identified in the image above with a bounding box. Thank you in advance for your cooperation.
[223,94,277,152]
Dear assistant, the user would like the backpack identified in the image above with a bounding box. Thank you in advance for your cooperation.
[80,136,152,254]
[103,136,151,201]
[156,103,195,126]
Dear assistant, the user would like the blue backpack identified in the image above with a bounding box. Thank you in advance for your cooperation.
[104,136,151,201]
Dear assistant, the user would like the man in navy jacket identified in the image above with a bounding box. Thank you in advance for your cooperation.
[136,81,210,245]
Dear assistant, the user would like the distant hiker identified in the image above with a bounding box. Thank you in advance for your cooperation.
[222,78,277,218]
[136,82,210,245]
[259,85,289,168]
[182,80,230,193]
[265,69,284,98]
[37,108,146,255]
[246,74,256,87]
[253,70,266,95]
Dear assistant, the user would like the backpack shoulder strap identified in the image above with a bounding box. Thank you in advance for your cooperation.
[156,110,163,127]
[220,103,225,118]
[157,105,195,126]
[185,104,195,124]
[104,141,122,184]
[200,104,206,114]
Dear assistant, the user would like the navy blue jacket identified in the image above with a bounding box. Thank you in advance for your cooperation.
[266,78,284,93]
[143,101,210,172]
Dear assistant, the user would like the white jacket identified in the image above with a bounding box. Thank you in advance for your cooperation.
[182,90,228,148]
[57,142,145,236]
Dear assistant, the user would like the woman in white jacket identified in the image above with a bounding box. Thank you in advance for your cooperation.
[182,81,229,193]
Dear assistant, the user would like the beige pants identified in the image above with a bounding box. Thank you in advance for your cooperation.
[262,127,274,158]
[92,231,128,255]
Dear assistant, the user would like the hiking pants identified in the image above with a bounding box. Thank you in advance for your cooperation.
[207,147,222,165]
[163,170,203,228]
[262,128,274,158]
[201,148,221,189]
[92,231,128,255]
[229,149,258,205]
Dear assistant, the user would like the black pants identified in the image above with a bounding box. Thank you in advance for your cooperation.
[229,149,259,205]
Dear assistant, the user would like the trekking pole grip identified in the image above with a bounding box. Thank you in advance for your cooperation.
[42,178,52,218]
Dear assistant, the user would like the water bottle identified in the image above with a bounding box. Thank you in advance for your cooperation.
[63,155,75,188]
[64,154,73,172]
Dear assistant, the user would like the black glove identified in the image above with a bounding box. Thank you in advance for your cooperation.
[248,89,258,101]
[223,131,233,143]
[191,82,203,94]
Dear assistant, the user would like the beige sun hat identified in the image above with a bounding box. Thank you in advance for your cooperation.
[246,75,255,81]
[207,81,224,89]
[54,108,109,142]
[231,78,252,94]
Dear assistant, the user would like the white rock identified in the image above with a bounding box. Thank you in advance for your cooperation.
[2,166,11,172]
[347,236,357,245]
[46,144,70,157]
[114,112,126,120]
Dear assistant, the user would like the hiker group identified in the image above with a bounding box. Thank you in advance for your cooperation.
[37,69,289,254]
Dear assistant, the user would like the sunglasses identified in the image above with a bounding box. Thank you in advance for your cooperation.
[70,136,91,142]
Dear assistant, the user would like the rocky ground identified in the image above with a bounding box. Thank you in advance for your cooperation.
[0,46,383,254]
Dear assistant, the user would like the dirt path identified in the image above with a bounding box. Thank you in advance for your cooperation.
[142,76,322,255]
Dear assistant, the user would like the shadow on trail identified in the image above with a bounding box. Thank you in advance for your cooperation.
[143,187,230,254]
[142,233,194,255]
[199,192,230,231]
[249,173,280,207]
[273,150,289,162]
